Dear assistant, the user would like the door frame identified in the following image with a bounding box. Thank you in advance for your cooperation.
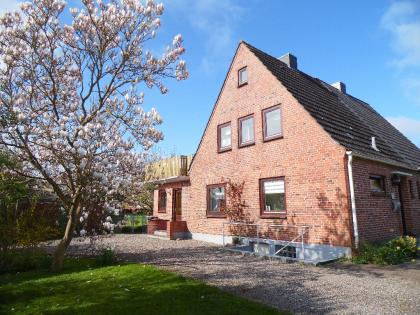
[172,188,182,221]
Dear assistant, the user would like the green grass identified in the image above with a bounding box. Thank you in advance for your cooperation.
[0,258,285,315]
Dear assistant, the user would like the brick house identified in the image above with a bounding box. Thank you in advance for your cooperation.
[149,42,420,262]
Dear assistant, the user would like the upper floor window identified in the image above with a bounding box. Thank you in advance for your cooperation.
[369,175,385,195]
[218,122,232,153]
[263,105,282,141]
[207,184,226,218]
[238,67,248,86]
[158,189,166,213]
[239,114,255,147]
[260,177,286,218]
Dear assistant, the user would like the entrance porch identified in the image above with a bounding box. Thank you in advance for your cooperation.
[148,173,190,240]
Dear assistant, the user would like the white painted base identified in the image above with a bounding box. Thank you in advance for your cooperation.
[190,232,352,263]
[297,243,352,263]
[190,232,232,245]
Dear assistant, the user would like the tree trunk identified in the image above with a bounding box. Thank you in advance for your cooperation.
[50,202,81,272]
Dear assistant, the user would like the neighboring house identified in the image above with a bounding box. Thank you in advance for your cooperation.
[149,41,420,263]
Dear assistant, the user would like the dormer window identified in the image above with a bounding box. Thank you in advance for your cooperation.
[238,67,248,86]
[218,122,232,153]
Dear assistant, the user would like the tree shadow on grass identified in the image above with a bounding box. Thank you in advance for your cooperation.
[0,263,283,315]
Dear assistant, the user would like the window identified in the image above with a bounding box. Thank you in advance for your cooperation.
[263,105,282,141]
[207,184,226,217]
[408,180,415,199]
[238,67,248,86]
[274,245,296,258]
[369,175,385,195]
[239,114,255,147]
[158,189,166,213]
[260,177,286,218]
[218,122,232,153]
[417,181,420,200]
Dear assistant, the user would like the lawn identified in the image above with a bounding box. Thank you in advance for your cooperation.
[0,258,285,315]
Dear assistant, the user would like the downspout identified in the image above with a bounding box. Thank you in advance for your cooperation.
[346,151,359,249]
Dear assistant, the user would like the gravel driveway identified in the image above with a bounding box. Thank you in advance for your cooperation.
[49,234,420,315]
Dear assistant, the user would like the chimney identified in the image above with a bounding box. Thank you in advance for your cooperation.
[331,81,346,94]
[279,53,298,70]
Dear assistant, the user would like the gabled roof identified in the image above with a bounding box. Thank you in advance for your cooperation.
[244,42,420,170]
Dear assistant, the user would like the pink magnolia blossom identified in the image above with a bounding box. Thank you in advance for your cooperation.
[0,0,188,271]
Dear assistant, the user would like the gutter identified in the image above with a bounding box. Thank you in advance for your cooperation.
[351,151,418,172]
[346,151,359,249]
[147,176,190,185]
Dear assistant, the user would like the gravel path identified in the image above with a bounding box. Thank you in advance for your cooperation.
[46,234,420,315]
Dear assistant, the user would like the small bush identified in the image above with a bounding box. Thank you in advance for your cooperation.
[0,248,52,274]
[352,236,417,265]
[120,225,146,234]
[94,248,117,266]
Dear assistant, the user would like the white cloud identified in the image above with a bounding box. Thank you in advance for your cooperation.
[381,1,420,68]
[387,116,420,146]
[0,0,20,17]
[381,1,420,107]
[402,77,420,105]
[167,0,244,74]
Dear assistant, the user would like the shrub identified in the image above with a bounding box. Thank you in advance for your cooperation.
[352,236,417,265]
[0,248,52,274]
[95,248,117,266]
[120,225,145,234]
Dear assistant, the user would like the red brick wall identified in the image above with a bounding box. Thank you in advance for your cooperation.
[152,181,189,221]
[185,43,353,247]
[167,221,188,239]
[147,219,168,234]
[352,158,420,243]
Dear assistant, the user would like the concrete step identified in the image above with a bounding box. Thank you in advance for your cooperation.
[148,234,170,240]
[154,230,168,237]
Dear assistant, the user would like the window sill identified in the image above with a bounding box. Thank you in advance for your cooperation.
[239,142,255,149]
[157,210,166,214]
[370,191,386,197]
[206,213,227,219]
[238,82,248,88]
[263,135,283,143]
[260,213,287,219]
[218,147,232,154]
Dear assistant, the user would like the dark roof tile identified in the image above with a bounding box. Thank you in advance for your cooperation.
[244,42,420,170]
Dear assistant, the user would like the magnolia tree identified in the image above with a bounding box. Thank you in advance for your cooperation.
[0,0,188,271]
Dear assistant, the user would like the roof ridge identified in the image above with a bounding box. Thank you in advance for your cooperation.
[245,41,419,169]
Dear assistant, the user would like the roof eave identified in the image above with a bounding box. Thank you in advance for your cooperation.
[350,151,419,172]
[147,176,190,185]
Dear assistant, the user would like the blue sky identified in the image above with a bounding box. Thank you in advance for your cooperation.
[2,0,420,156]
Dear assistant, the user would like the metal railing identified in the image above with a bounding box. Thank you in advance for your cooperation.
[222,221,316,261]
[269,224,313,259]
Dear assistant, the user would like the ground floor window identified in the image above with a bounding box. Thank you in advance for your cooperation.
[417,181,420,200]
[408,180,415,199]
[207,184,226,218]
[260,177,286,218]
[369,175,386,196]
[158,189,167,213]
